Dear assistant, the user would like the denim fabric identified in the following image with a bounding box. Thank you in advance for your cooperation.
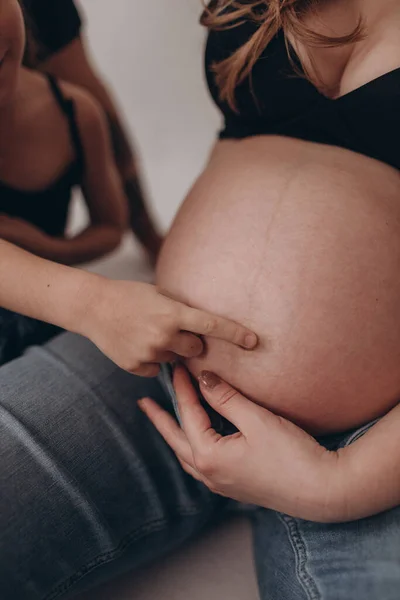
[0,334,226,600]
[251,418,400,600]
[0,307,61,366]
[0,332,399,599]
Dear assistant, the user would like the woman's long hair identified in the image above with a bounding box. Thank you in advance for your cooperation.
[202,1,363,109]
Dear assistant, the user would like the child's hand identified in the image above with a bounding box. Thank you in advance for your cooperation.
[81,280,258,377]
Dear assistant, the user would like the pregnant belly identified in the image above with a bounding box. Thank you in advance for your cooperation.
[156,136,400,434]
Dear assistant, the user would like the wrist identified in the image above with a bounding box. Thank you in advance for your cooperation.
[305,450,354,523]
[63,270,107,337]
[280,450,349,523]
[77,276,143,343]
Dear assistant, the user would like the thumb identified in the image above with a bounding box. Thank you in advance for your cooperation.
[198,371,266,435]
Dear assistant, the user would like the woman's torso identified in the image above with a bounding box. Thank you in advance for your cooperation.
[157,3,400,435]
[0,70,83,236]
[158,138,400,435]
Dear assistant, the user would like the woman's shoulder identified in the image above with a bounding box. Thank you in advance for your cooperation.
[17,70,104,134]
[56,81,110,156]
[51,80,106,136]
[18,69,57,118]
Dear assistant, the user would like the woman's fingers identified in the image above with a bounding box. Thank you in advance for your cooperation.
[138,395,214,488]
[197,371,268,437]
[180,306,258,350]
[173,365,214,432]
[138,397,195,465]
[174,365,250,442]
[173,365,224,460]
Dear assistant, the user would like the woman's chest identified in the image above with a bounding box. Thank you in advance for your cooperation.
[0,108,74,192]
[206,12,400,170]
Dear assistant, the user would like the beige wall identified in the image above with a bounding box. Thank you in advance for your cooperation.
[79,0,221,230]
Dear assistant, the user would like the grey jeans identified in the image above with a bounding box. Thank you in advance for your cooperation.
[0,332,399,600]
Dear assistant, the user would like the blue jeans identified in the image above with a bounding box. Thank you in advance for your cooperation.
[0,332,399,599]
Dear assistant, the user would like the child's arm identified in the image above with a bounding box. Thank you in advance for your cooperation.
[0,240,257,375]
[0,239,97,333]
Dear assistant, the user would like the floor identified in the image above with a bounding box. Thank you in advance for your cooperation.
[77,518,259,600]
[74,2,260,599]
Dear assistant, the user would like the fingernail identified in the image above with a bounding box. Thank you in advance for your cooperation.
[199,371,221,390]
[244,333,258,349]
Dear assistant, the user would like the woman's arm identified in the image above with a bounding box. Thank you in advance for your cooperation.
[40,36,163,262]
[333,404,400,521]
[140,367,400,523]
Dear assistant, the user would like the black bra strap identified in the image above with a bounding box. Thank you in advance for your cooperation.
[47,75,85,172]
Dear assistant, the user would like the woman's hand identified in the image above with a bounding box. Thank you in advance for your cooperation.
[139,366,346,521]
[82,280,258,377]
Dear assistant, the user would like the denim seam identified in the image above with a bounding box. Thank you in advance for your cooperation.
[343,419,380,447]
[279,514,321,600]
[0,404,115,551]
[42,517,167,600]
[42,504,207,600]
[32,346,170,527]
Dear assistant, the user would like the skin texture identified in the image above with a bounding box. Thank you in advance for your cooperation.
[157,137,400,435]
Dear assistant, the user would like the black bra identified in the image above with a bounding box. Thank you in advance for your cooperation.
[205,20,400,170]
[0,75,84,237]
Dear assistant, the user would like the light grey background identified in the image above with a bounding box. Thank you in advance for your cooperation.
[76,2,259,598]
[79,0,221,230]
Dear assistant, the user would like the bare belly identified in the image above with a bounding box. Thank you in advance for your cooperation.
[156,136,400,434]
